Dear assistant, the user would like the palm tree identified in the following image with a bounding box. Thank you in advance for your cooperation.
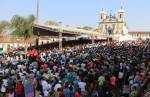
[11,15,35,36]
[11,15,25,36]
[0,20,10,34]
[25,15,35,36]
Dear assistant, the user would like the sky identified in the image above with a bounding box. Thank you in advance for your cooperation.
[0,0,150,31]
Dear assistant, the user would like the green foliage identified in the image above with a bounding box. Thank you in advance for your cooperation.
[81,26,93,30]
[0,20,10,34]
[0,14,35,36]
[11,14,35,36]
[24,15,35,36]
[11,15,26,36]
[77,26,93,30]
[45,20,62,26]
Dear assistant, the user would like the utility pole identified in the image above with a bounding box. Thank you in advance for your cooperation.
[36,0,39,24]
[59,28,63,51]
[58,22,63,51]
[35,0,40,51]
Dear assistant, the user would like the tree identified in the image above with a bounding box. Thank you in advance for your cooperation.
[11,15,26,36]
[81,26,93,30]
[11,14,35,36]
[25,15,35,36]
[0,14,35,36]
[77,26,93,30]
[0,20,10,34]
[45,20,61,26]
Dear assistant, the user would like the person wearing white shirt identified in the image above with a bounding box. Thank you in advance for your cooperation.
[118,71,124,79]
[41,79,51,97]
[1,77,8,95]
[78,80,86,92]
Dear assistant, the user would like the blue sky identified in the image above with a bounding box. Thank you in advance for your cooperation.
[0,0,150,31]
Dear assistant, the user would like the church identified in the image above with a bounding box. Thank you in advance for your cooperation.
[98,6,150,41]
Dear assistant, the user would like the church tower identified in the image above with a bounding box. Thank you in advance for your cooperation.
[118,6,125,22]
[98,8,106,33]
[117,5,128,36]
[100,8,106,22]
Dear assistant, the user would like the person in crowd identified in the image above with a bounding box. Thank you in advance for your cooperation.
[0,76,8,96]
[15,80,25,97]
[75,88,81,97]
[24,74,34,97]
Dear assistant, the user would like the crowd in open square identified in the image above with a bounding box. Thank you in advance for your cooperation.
[0,40,149,97]
[0,0,150,97]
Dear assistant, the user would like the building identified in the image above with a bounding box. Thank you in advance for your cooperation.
[98,6,150,41]
[98,6,129,41]
[0,36,24,51]
[129,31,150,40]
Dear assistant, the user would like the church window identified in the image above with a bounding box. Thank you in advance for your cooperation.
[120,14,122,18]
[101,16,103,20]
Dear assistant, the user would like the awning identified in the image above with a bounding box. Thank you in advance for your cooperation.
[32,24,79,37]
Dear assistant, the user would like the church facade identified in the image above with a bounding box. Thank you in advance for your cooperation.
[98,7,129,41]
[98,7,150,41]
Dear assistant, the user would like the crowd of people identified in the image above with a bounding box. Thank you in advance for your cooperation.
[0,40,150,97]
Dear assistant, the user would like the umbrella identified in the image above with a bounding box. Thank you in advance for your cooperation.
[27,50,38,57]
[15,51,25,55]
[12,60,19,65]
[26,52,30,56]
[33,51,38,56]
[0,50,5,54]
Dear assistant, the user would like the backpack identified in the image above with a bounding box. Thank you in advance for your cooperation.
[15,83,24,94]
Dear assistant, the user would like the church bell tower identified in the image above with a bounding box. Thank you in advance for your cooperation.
[118,6,125,22]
